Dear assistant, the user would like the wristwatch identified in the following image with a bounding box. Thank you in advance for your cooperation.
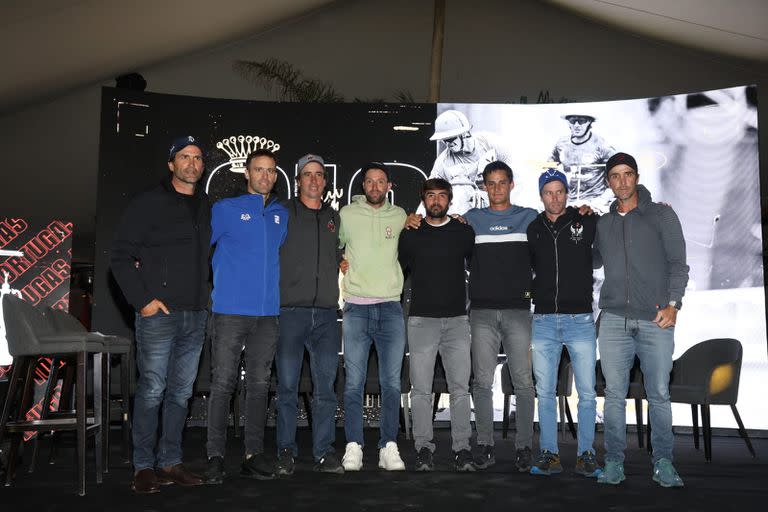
[668,300,682,310]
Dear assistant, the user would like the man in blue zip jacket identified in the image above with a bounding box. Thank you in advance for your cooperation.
[204,148,288,484]
[526,169,601,478]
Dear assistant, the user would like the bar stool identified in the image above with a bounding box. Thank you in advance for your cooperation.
[46,308,132,469]
[0,295,104,496]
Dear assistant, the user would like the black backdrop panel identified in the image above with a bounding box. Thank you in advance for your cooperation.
[93,87,436,337]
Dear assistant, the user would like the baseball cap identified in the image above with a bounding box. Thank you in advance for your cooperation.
[562,114,596,123]
[605,152,638,174]
[297,153,325,171]
[539,169,568,193]
[168,135,203,161]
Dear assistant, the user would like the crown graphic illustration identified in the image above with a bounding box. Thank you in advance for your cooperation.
[216,135,281,173]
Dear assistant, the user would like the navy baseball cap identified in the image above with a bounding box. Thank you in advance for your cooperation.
[539,168,568,193]
[168,135,204,161]
[605,152,638,174]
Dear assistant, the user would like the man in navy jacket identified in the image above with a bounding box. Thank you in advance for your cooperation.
[111,136,211,493]
[204,148,288,484]
[526,169,600,478]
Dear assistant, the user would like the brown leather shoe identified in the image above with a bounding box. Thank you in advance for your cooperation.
[156,463,204,486]
[132,468,160,494]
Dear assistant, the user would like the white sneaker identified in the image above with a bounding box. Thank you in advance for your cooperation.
[342,442,363,471]
[378,441,405,471]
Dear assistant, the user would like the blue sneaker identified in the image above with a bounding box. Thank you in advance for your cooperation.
[652,458,684,488]
[597,460,625,485]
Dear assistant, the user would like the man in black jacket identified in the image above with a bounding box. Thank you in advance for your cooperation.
[274,154,344,475]
[526,169,600,478]
[111,136,211,494]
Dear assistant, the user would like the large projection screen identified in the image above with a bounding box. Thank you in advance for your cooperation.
[94,85,765,430]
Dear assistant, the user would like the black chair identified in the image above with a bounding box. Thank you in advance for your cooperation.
[501,350,576,440]
[595,356,648,450]
[0,295,104,495]
[669,338,755,462]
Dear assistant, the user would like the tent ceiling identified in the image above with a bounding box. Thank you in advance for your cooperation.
[547,0,768,62]
[0,1,765,112]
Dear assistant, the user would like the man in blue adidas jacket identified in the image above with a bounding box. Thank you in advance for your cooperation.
[204,148,288,484]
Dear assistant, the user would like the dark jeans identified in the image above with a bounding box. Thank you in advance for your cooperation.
[206,313,278,458]
[276,307,340,461]
[132,310,206,471]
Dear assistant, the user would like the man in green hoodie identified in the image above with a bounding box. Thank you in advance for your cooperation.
[339,163,407,472]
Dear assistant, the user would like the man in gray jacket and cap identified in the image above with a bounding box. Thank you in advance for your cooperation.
[594,152,688,488]
[275,154,344,475]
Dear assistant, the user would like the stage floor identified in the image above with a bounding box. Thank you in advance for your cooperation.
[2,426,766,510]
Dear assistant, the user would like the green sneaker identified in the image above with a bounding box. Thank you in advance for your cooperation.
[597,460,625,485]
[652,458,684,488]
[529,450,562,476]
[574,451,602,478]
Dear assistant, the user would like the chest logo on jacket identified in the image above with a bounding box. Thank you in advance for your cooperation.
[240,213,251,221]
[385,226,394,239]
[570,222,583,243]
[327,219,336,233]
[274,215,281,225]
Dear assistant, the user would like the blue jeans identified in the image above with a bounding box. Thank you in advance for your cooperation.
[532,313,597,455]
[598,312,675,464]
[342,301,406,449]
[132,310,206,471]
[276,307,340,461]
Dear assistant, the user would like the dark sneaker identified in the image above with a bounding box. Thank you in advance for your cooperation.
[204,456,226,485]
[574,451,602,478]
[454,449,476,472]
[241,453,276,480]
[314,451,344,474]
[597,460,626,485]
[514,446,533,473]
[414,447,434,472]
[530,450,562,476]
[473,445,495,470]
[276,448,295,477]
[652,458,684,488]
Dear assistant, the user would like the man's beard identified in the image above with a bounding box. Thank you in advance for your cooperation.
[427,204,449,220]
[365,190,386,205]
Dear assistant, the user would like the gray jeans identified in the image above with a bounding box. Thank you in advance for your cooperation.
[470,308,534,449]
[408,315,472,453]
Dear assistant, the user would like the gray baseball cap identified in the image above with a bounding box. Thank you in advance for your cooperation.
[297,153,325,171]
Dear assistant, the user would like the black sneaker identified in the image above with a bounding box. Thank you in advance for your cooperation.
[276,448,295,477]
[575,450,602,478]
[514,447,533,473]
[454,449,476,472]
[530,450,563,476]
[314,451,344,474]
[414,447,434,472]
[204,456,226,485]
[241,453,276,480]
[473,445,495,470]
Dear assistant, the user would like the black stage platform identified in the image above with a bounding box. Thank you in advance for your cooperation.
[2,426,766,511]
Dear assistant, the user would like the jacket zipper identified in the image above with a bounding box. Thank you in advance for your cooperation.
[542,217,573,313]
[312,209,320,307]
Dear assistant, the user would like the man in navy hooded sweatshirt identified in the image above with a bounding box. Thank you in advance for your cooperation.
[204,148,288,484]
